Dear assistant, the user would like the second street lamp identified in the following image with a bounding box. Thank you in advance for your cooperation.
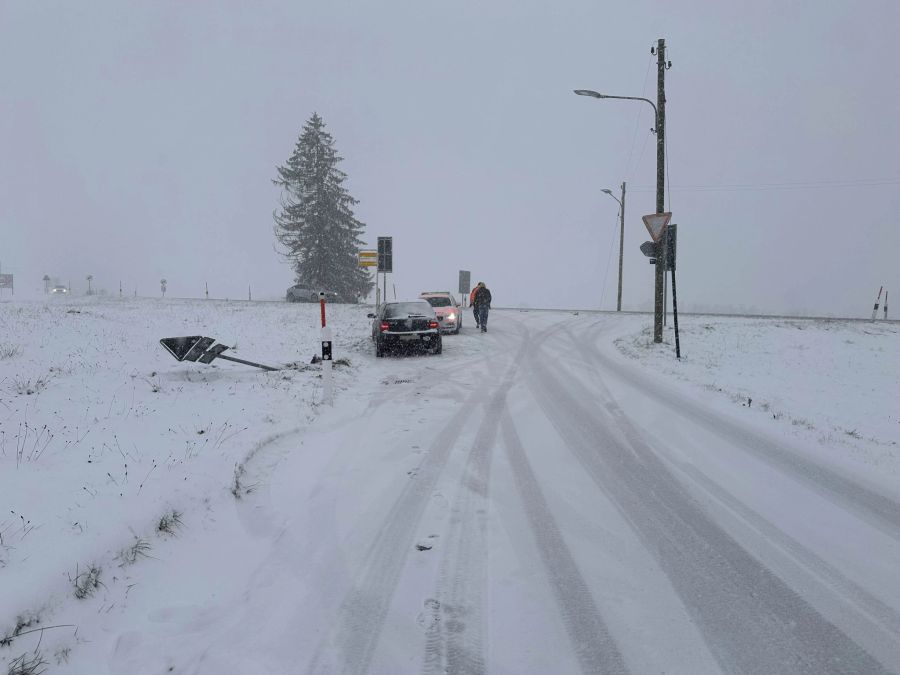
[602,183,626,312]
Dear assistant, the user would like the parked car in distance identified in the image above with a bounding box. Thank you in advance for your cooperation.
[50,285,69,295]
[420,292,462,333]
[368,300,442,357]
[286,285,340,303]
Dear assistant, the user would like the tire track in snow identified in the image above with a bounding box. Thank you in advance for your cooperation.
[560,323,900,667]
[308,323,530,675]
[498,410,628,675]
[572,321,900,542]
[524,329,888,674]
[421,329,534,675]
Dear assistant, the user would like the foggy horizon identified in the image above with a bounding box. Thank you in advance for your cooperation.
[2,1,898,317]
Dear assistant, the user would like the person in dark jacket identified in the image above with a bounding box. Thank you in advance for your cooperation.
[473,282,492,332]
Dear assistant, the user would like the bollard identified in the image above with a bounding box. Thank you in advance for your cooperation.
[320,292,333,406]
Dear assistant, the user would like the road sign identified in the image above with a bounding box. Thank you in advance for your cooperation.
[666,224,677,271]
[159,336,279,371]
[458,270,471,295]
[642,212,672,242]
[639,241,655,258]
[358,250,377,268]
[377,237,393,273]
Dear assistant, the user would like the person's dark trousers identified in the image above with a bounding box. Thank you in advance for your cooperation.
[473,305,480,327]
[478,306,489,331]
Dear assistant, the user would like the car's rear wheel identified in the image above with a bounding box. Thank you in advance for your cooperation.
[432,337,442,354]
[375,339,384,358]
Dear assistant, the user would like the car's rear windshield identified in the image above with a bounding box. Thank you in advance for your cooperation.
[384,302,433,318]
[424,297,452,307]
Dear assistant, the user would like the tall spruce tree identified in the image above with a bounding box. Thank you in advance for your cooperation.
[273,113,372,301]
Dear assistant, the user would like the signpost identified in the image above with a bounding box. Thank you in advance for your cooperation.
[666,224,681,359]
[458,270,471,305]
[319,292,333,406]
[665,224,677,271]
[377,237,393,273]
[376,237,393,311]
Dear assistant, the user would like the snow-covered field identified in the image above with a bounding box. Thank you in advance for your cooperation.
[1,297,368,671]
[1,298,898,673]
[616,315,900,476]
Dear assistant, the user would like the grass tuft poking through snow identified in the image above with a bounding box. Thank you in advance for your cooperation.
[6,650,48,675]
[156,510,183,536]
[0,344,22,360]
[70,564,103,600]
[117,537,152,566]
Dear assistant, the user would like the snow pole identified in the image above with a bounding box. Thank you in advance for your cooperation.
[884,291,889,320]
[872,286,883,321]
[320,292,334,406]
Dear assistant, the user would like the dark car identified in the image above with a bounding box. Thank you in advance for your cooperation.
[368,300,442,357]
[286,285,340,303]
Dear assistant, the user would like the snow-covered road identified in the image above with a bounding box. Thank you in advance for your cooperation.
[3,301,899,673]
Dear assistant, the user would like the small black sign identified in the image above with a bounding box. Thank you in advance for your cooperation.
[666,224,677,271]
[321,341,333,361]
[377,236,393,273]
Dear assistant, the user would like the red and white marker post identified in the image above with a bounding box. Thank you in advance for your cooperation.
[319,292,334,406]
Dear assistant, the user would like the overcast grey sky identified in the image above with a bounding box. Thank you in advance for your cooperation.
[2,0,898,315]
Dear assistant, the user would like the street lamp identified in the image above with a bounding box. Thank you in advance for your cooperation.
[575,78,667,342]
[601,185,626,311]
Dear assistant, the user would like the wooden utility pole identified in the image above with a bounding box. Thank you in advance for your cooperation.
[653,38,667,343]
[617,181,626,312]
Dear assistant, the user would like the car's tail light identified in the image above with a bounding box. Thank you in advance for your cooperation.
[380,322,390,332]
[429,320,439,329]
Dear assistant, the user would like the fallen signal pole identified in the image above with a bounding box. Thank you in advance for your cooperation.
[159,336,280,371]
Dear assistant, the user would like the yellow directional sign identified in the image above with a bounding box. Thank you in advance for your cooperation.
[358,250,378,268]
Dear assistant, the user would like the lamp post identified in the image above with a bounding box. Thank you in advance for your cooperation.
[575,41,668,343]
[601,183,626,311]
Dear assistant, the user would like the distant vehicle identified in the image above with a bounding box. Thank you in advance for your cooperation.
[286,285,340,303]
[368,300,442,357]
[50,285,69,295]
[420,292,462,333]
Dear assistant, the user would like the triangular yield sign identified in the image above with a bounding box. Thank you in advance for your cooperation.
[642,212,672,242]
[160,336,204,362]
